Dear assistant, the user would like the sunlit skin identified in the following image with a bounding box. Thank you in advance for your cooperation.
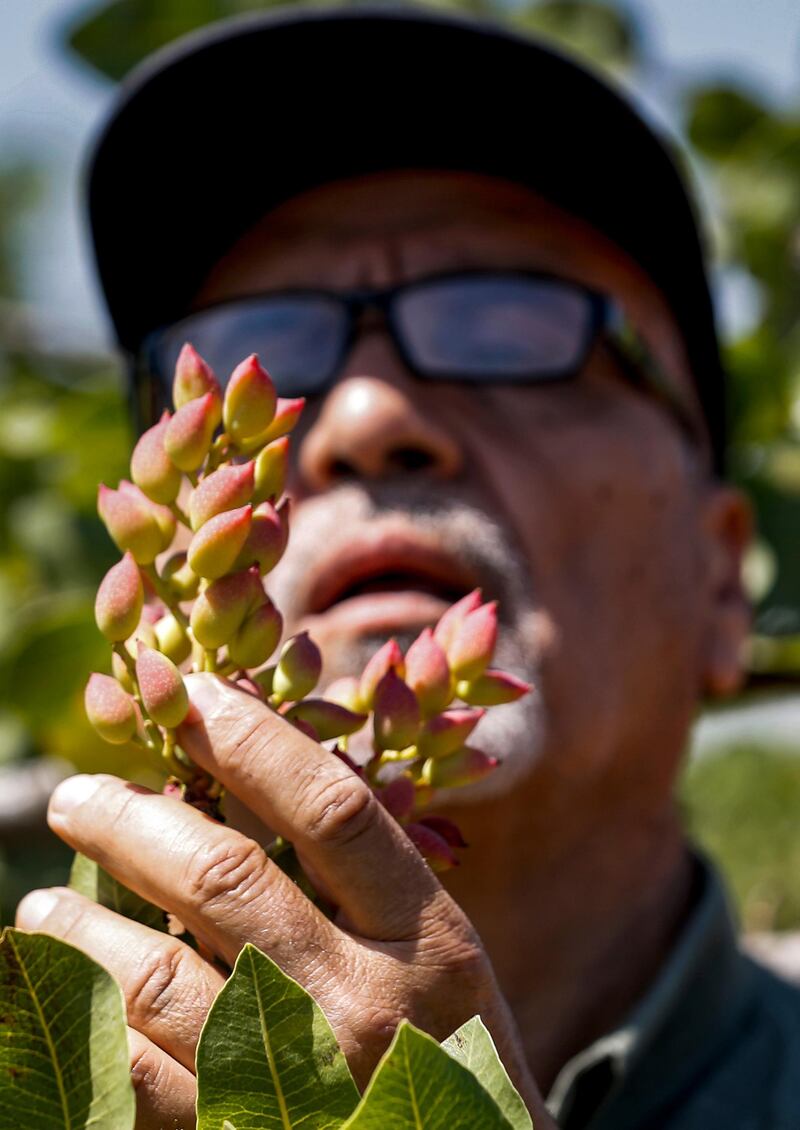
[18,171,751,1129]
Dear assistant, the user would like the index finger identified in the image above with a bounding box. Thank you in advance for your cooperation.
[178,674,453,940]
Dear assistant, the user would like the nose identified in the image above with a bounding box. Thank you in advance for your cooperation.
[297,339,464,490]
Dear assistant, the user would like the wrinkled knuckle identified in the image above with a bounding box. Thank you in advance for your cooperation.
[127,943,188,1026]
[185,837,268,911]
[431,939,493,1000]
[448,938,489,981]
[300,774,378,849]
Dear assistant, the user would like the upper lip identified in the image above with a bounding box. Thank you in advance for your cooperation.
[305,527,480,615]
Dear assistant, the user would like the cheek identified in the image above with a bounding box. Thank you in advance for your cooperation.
[455,388,707,765]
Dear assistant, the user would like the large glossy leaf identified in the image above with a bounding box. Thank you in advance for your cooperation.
[343,1020,512,1129]
[69,851,168,932]
[0,928,135,1130]
[442,1016,532,1129]
[196,943,359,1129]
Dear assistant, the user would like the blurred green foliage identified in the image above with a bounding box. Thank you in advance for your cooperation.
[66,0,641,81]
[0,341,157,779]
[0,0,799,929]
[682,744,800,932]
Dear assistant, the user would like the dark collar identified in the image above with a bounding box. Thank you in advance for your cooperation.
[546,853,758,1130]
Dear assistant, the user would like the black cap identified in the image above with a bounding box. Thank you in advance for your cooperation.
[86,4,726,469]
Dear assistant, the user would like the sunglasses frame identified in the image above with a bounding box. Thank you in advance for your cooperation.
[133,269,704,452]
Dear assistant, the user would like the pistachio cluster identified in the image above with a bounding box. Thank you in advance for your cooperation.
[86,345,529,868]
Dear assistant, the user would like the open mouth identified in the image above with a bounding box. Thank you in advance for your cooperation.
[324,569,468,607]
[307,539,479,617]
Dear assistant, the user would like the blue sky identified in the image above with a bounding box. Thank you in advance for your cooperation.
[1,0,798,347]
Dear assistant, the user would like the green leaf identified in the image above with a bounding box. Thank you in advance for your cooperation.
[342,1020,513,1129]
[686,85,768,160]
[0,928,135,1130]
[69,851,168,932]
[514,0,640,71]
[442,1017,532,1129]
[196,943,359,1129]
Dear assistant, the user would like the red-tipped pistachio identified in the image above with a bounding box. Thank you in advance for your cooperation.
[421,745,498,789]
[227,600,283,669]
[154,614,192,665]
[446,600,498,681]
[404,627,452,716]
[358,638,405,712]
[417,707,486,759]
[223,354,277,445]
[245,396,305,449]
[417,815,468,849]
[456,669,531,706]
[252,437,289,504]
[85,674,138,744]
[404,822,459,872]
[321,676,362,713]
[190,567,263,649]
[187,504,252,579]
[377,775,416,822]
[173,344,223,414]
[290,717,319,743]
[111,649,134,692]
[284,699,367,742]
[373,669,421,752]
[94,551,144,642]
[251,665,275,696]
[112,621,158,691]
[98,483,164,564]
[188,461,254,530]
[235,500,288,575]
[130,619,158,650]
[271,632,322,703]
[161,552,200,600]
[432,588,483,653]
[130,412,183,505]
[135,645,189,728]
[118,481,176,549]
[164,392,219,471]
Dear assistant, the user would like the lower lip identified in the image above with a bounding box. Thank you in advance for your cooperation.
[302,590,452,635]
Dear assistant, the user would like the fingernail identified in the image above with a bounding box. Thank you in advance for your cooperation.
[50,774,103,817]
[16,888,58,929]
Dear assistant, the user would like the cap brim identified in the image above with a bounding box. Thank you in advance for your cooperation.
[87,4,725,465]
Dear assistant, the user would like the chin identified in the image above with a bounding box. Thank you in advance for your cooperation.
[434,689,545,807]
[316,625,545,807]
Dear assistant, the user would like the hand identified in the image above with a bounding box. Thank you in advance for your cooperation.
[17,673,553,1130]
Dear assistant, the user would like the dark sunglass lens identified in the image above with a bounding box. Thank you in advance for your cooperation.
[151,296,347,397]
[396,276,595,380]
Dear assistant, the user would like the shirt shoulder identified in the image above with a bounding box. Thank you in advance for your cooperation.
[660,955,800,1130]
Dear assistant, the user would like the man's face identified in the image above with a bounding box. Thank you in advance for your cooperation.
[196,170,747,804]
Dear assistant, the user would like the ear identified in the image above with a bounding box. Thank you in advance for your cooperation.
[700,483,754,699]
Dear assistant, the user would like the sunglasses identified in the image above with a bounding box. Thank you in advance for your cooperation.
[135,270,702,446]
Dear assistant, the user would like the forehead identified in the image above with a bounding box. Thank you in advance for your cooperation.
[202,170,642,289]
[198,169,691,389]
